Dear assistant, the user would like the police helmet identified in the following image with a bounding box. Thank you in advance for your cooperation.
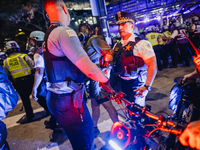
[171,17,176,23]
[29,31,45,42]
[5,41,20,55]
[173,21,181,28]
[154,26,160,32]
[148,25,155,32]
[28,30,45,49]
[180,24,187,29]
[162,25,169,32]
[192,16,199,22]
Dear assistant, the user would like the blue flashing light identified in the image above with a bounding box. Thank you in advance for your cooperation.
[109,140,123,150]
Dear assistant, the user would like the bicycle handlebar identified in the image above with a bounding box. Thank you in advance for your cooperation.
[102,85,184,137]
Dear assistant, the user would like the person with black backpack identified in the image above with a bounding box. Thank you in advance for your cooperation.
[78,22,118,137]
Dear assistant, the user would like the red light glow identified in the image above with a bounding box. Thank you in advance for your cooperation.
[117,131,124,139]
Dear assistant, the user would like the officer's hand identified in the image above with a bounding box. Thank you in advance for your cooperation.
[182,73,194,84]
[179,120,200,149]
[161,35,164,39]
[31,89,38,101]
[134,86,148,98]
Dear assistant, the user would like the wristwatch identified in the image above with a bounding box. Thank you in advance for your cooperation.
[144,84,151,91]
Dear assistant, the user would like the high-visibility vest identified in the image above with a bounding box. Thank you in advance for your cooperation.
[163,31,172,45]
[163,31,171,38]
[157,33,164,45]
[3,53,32,79]
[146,32,158,46]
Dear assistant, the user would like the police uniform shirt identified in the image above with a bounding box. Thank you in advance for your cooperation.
[33,53,44,69]
[46,21,87,94]
[170,30,178,39]
[191,24,195,30]
[115,34,155,80]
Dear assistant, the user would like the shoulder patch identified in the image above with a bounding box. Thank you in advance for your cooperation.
[65,30,77,37]
[143,41,152,50]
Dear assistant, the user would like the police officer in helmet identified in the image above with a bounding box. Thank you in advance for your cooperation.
[29,30,57,129]
[3,41,35,122]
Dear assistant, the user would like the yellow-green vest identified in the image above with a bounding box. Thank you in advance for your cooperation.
[163,31,171,38]
[3,53,32,79]
[157,33,164,45]
[163,31,172,45]
[146,32,159,46]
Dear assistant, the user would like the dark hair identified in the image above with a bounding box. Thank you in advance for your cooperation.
[78,22,94,33]
[6,48,19,56]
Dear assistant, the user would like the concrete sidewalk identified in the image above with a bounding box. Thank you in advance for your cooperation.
[3,62,196,150]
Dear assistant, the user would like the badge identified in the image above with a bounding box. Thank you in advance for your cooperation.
[65,30,77,37]
[114,47,119,51]
[125,44,132,51]
[144,42,152,50]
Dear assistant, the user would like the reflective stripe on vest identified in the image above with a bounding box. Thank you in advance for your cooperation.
[158,33,163,45]
[4,53,32,79]
[163,31,171,37]
[146,32,158,46]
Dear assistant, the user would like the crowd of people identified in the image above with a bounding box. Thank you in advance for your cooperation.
[0,0,200,149]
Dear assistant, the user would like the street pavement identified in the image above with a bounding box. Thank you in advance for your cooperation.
[2,61,196,150]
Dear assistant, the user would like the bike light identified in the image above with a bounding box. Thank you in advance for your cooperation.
[109,140,122,150]
[110,121,131,148]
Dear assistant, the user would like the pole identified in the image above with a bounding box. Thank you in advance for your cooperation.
[89,0,112,47]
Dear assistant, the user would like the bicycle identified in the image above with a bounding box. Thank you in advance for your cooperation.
[102,85,193,150]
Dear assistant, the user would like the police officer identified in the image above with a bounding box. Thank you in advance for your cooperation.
[43,0,109,149]
[190,16,200,49]
[146,25,163,70]
[78,22,118,136]
[3,41,35,122]
[162,21,190,67]
[28,31,57,129]
[161,24,172,68]
[111,11,157,107]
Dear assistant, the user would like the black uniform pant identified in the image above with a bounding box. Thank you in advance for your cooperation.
[163,44,172,68]
[14,75,34,121]
[153,45,162,70]
[178,43,190,66]
[169,44,179,67]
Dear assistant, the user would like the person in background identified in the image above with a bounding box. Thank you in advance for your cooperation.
[43,0,109,149]
[0,65,18,150]
[180,67,200,149]
[111,11,157,107]
[3,41,35,123]
[146,25,162,71]
[190,16,200,49]
[78,22,118,137]
[161,22,171,68]
[162,20,190,68]
[28,30,57,129]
